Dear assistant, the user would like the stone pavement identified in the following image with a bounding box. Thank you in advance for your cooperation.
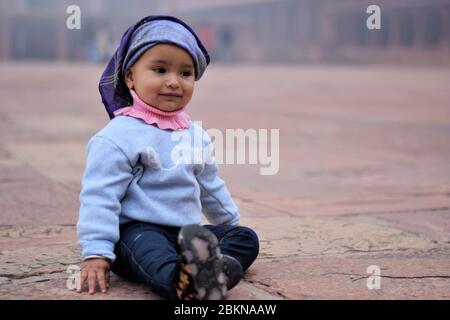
[0,62,449,299]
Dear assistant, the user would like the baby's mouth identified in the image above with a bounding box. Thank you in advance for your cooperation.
[159,93,182,98]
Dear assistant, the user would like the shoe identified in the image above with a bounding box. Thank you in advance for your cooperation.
[222,254,244,290]
[176,224,227,300]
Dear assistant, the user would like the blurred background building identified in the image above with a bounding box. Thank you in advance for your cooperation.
[0,0,449,65]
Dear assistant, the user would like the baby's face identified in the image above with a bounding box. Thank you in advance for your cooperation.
[125,43,195,112]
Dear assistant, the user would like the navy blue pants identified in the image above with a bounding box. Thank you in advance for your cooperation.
[111,221,259,300]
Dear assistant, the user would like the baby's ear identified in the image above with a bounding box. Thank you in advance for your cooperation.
[124,69,134,90]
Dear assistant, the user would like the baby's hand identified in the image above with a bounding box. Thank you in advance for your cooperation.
[77,258,111,294]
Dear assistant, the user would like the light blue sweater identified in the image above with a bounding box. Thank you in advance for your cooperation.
[77,116,240,262]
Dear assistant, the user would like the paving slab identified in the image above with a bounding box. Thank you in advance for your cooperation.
[241,216,440,258]
[247,255,450,300]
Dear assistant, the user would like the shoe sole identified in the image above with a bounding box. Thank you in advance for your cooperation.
[222,255,244,290]
[178,224,227,300]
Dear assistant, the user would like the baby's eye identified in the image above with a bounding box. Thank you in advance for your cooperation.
[152,67,166,74]
[180,70,193,77]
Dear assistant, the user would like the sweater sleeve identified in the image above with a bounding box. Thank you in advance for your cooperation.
[76,136,134,262]
[196,139,240,225]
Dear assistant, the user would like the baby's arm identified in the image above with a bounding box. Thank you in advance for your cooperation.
[196,138,241,225]
[77,136,133,294]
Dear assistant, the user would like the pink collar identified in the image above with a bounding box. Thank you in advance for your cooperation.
[113,90,191,130]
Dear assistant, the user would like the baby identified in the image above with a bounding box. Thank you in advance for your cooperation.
[76,15,259,300]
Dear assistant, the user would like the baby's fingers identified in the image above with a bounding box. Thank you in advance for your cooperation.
[97,270,108,293]
[76,269,88,293]
[106,271,110,289]
[88,270,97,294]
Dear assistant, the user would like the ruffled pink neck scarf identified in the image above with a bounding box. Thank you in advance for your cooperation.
[113,90,191,130]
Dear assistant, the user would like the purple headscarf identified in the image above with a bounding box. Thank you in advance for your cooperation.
[98,15,210,119]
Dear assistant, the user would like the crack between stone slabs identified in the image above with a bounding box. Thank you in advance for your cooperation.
[243,279,288,299]
[0,224,76,228]
[340,248,399,254]
[0,224,78,242]
[233,198,450,219]
[0,270,67,285]
[333,206,450,218]
[234,196,298,217]
[321,272,450,282]
[257,247,408,259]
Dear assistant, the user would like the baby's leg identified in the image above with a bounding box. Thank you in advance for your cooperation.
[111,221,180,300]
[203,225,259,271]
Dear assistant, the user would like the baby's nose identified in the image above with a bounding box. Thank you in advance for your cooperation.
[165,73,180,88]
